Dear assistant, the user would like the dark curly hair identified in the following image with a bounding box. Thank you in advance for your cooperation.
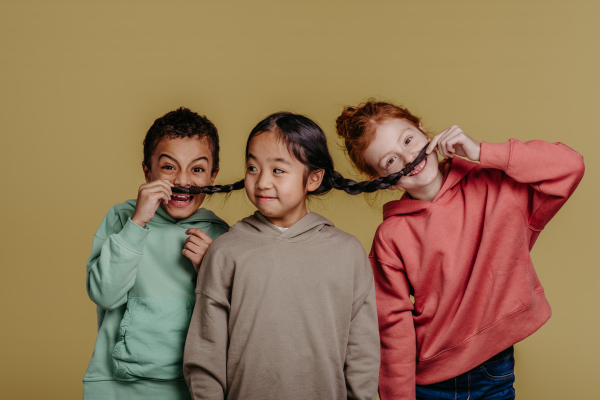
[143,107,220,174]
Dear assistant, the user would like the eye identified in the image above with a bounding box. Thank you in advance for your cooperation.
[247,165,257,172]
[386,157,396,166]
[273,168,284,174]
[404,137,412,146]
[161,165,175,171]
[192,167,204,173]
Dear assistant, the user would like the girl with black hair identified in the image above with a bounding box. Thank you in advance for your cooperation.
[182,112,380,400]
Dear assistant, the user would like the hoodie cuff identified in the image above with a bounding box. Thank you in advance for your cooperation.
[113,217,151,254]
[479,141,512,172]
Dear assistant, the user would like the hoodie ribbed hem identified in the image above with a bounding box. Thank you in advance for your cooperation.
[415,289,551,385]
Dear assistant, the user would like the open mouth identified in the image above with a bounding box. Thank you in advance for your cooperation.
[407,157,427,177]
[169,194,194,206]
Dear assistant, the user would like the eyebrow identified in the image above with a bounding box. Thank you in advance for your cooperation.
[158,154,209,164]
[247,153,293,165]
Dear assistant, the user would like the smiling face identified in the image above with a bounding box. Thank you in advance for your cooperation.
[244,131,323,228]
[363,118,444,201]
[143,137,218,220]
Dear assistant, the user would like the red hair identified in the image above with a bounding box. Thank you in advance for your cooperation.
[336,100,426,177]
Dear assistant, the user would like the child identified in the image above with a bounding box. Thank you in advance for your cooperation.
[183,112,381,400]
[83,107,230,400]
[335,101,585,400]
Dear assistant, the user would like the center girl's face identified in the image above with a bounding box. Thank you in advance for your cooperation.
[363,118,443,201]
[245,131,323,228]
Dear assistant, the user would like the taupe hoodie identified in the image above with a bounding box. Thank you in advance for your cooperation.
[183,212,380,400]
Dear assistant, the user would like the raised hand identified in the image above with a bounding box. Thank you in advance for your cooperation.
[131,180,173,228]
[182,228,213,271]
[426,125,481,161]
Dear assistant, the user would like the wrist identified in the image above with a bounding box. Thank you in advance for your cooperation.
[131,214,147,228]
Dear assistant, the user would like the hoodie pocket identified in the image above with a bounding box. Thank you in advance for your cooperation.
[111,297,195,381]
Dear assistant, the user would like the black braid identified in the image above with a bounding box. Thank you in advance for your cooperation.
[171,179,245,195]
[324,170,405,195]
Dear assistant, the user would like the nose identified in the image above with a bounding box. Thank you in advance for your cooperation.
[256,171,273,190]
[173,170,193,187]
[403,151,419,166]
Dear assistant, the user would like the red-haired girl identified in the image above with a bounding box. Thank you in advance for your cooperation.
[335,101,584,400]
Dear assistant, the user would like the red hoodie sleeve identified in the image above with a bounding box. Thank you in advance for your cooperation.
[480,139,584,232]
[369,229,416,400]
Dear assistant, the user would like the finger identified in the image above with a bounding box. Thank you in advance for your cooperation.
[145,180,174,195]
[440,130,462,157]
[430,128,453,156]
[183,243,207,262]
[427,132,444,154]
[155,180,174,195]
[184,240,202,252]
[185,235,209,248]
[185,228,212,242]
[141,184,172,201]
[182,248,200,264]
[149,187,171,205]
[436,134,451,158]
[441,128,463,157]
[148,188,171,206]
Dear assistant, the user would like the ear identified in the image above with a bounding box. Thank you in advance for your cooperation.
[418,122,426,132]
[209,168,219,186]
[306,169,325,192]
[142,163,152,183]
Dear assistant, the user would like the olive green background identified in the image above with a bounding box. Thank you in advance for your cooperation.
[1,1,598,399]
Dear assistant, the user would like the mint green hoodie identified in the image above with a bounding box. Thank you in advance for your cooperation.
[83,200,228,399]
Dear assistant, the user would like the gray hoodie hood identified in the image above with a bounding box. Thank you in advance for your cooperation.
[232,211,334,242]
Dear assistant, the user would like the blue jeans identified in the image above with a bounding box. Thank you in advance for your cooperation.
[416,346,515,400]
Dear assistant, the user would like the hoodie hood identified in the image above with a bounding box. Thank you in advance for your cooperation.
[383,157,478,219]
[121,199,228,230]
[231,211,334,242]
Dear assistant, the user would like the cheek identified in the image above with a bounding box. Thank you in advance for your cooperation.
[192,173,211,186]
[146,169,161,183]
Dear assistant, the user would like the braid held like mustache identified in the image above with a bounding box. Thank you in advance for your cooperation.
[171,179,245,194]
[171,143,430,196]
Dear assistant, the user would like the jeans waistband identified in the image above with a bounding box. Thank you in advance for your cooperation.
[483,346,514,365]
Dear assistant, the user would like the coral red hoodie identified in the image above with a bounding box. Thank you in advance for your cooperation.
[370,139,584,400]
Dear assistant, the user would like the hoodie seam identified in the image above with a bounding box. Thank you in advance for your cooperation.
[197,290,230,309]
[111,234,144,255]
[419,297,533,363]
[353,279,374,306]
[370,256,405,272]
[229,224,326,243]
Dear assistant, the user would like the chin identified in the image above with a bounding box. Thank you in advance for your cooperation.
[162,204,197,220]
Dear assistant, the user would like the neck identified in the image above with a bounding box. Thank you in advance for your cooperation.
[405,169,444,202]
[265,206,308,228]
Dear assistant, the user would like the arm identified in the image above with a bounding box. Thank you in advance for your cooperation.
[87,180,173,309]
[480,139,585,230]
[183,246,232,400]
[345,266,380,400]
[370,239,416,400]
[86,215,149,310]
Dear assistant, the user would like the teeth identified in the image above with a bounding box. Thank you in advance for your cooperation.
[172,194,193,202]
[409,159,426,176]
